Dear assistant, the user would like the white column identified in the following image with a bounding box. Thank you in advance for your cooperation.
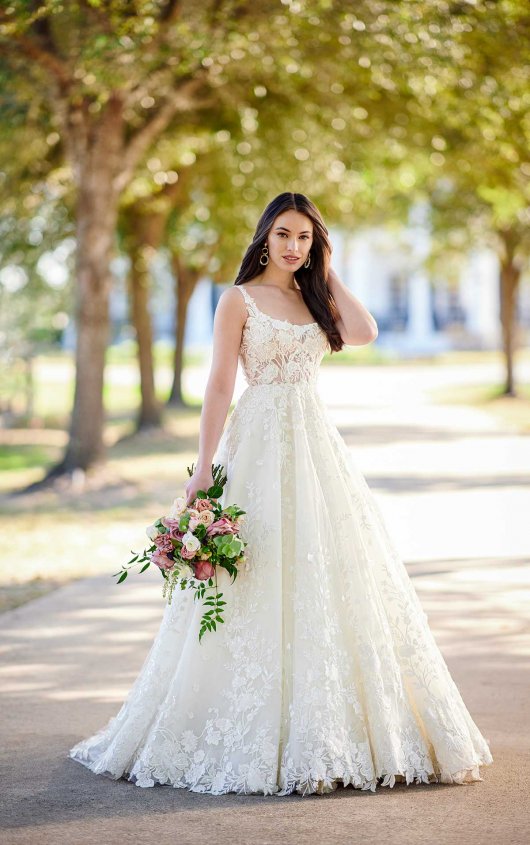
[402,201,446,353]
[461,248,500,347]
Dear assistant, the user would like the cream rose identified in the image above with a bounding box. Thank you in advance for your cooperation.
[169,497,187,518]
[146,523,160,541]
[198,510,214,527]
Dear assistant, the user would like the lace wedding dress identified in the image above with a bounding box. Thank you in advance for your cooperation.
[69,283,493,796]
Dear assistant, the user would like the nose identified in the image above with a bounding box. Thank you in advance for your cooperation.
[288,237,300,253]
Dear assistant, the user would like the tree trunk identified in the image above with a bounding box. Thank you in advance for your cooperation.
[54,98,123,474]
[498,229,522,398]
[128,243,162,429]
[167,255,200,406]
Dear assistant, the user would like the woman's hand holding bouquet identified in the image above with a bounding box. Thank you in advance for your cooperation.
[113,463,247,642]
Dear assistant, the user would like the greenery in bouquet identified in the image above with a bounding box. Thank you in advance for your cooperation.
[113,463,247,642]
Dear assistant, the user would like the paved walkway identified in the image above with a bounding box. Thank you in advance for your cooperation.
[1,366,529,844]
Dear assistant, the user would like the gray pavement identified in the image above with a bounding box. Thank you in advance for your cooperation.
[1,365,530,844]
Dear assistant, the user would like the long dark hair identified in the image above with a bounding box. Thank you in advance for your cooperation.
[234,192,343,352]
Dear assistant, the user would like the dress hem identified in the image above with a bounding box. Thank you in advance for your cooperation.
[68,749,493,797]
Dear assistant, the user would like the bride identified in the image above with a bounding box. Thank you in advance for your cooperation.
[69,191,493,796]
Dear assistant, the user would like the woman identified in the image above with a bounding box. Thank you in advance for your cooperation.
[69,192,493,796]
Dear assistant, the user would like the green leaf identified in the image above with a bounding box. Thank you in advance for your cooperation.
[117,571,128,583]
[208,485,224,498]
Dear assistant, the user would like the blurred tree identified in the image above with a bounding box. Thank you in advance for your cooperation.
[2,0,405,474]
[120,171,192,430]
[0,92,74,423]
[3,0,527,478]
[2,1,325,473]
[113,1,424,415]
[389,0,530,394]
[0,0,436,474]
[1,1,220,473]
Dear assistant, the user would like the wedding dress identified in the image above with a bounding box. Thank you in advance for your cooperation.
[69,283,493,796]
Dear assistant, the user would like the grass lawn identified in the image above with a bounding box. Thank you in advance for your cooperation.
[0,405,204,612]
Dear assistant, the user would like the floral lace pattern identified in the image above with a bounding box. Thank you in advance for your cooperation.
[236,284,330,386]
[69,282,493,795]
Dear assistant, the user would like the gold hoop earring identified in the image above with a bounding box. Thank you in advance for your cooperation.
[259,244,269,266]
[304,252,311,269]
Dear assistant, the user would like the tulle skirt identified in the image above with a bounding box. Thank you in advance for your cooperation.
[69,382,493,795]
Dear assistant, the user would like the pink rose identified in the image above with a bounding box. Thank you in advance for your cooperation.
[192,559,215,581]
[195,498,214,512]
[154,534,174,554]
[161,517,184,540]
[206,518,238,537]
[180,545,198,560]
[151,550,174,571]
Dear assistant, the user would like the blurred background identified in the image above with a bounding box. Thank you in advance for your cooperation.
[0,1,529,612]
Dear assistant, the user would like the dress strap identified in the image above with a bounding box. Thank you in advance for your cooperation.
[235,284,260,318]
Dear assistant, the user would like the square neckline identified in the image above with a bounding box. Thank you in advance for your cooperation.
[237,283,319,328]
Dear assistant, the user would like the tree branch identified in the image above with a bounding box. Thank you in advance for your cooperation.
[11,33,71,90]
[159,0,184,25]
[116,74,213,191]
[77,0,114,34]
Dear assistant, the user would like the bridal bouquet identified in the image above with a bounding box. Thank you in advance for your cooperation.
[113,463,247,642]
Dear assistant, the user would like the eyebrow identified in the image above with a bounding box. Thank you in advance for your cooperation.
[274,226,312,234]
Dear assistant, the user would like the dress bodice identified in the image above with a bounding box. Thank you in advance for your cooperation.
[236,285,330,386]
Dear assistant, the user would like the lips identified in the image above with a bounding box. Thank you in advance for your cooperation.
[283,256,300,262]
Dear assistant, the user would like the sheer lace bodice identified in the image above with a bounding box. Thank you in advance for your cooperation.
[236,285,329,386]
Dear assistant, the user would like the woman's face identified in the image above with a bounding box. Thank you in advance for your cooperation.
[266,210,314,272]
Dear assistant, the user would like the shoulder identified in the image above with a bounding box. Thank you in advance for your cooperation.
[215,284,248,322]
[218,283,246,302]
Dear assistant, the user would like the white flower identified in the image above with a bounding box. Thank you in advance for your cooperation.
[247,662,262,679]
[169,497,187,518]
[211,772,227,791]
[181,730,198,753]
[146,523,160,541]
[182,531,201,552]
[205,729,222,746]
